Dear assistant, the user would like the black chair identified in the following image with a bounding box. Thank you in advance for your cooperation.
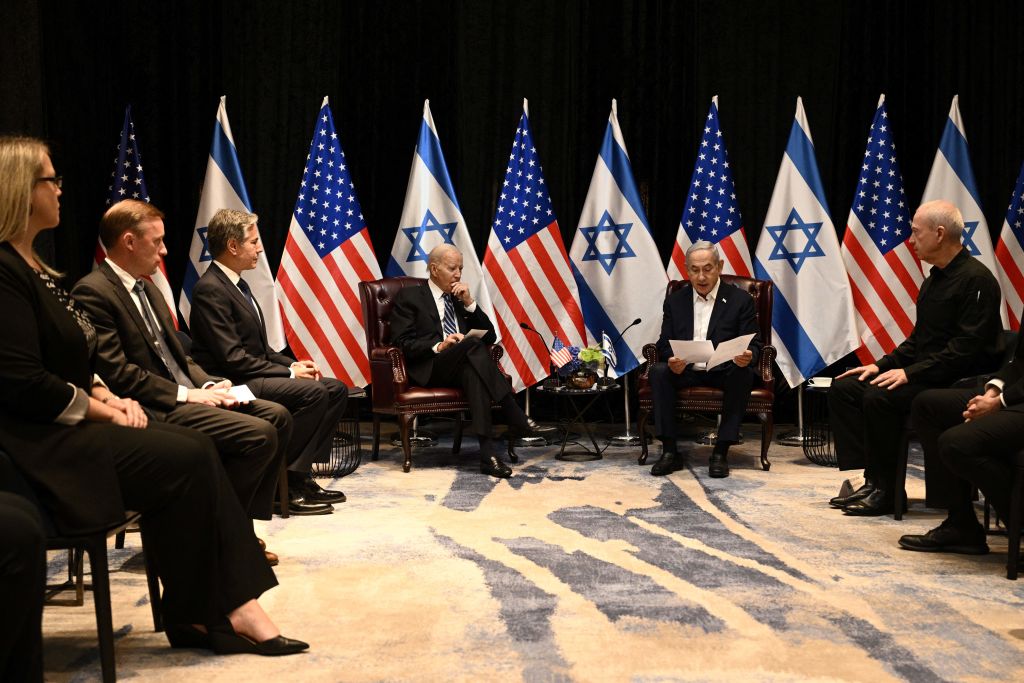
[0,450,162,683]
[894,330,1019,520]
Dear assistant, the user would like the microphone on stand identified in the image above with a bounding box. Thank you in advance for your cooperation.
[598,318,642,386]
[519,321,559,387]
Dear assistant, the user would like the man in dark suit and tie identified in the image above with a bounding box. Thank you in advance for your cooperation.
[388,244,553,478]
[72,200,294,559]
[188,209,346,513]
[649,241,761,479]
[898,331,1024,556]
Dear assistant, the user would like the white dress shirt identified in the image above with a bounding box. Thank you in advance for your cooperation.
[428,279,477,353]
[690,280,720,370]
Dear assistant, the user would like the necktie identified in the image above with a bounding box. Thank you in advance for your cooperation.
[133,280,194,388]
[237,278,262,322]
[442,293,458,337]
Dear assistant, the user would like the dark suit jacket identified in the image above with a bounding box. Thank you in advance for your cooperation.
[189,264,295,381]
[72,262,216,414]
[0,243,123,534]
[995,332,1024,406]
[655,281,761,373]
[389,282,497,386]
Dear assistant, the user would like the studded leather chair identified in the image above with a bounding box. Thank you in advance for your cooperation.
[636,275,777,471]
[358,277,517,472]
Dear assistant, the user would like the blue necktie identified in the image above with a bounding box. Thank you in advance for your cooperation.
[237,278,262,322]
[442,294,458,337]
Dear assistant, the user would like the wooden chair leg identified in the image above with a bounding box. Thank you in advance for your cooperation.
[114,530,126,549]
[637,408,651,465]
[86,538,117,683]
[140,528,163,632]
[1006,462,1023,580]
[398,413,415,472]
[452,413,463,455]
[760,413,772,471]
[371,415,381,461]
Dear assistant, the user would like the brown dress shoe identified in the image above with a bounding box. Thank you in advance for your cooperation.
[257,537,267,550]
[264,550,279,566]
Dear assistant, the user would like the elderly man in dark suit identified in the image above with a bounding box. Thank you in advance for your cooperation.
[188,209,346,513]
[649,241,761,479]
[388,244,553,478]
[73,200,293,546]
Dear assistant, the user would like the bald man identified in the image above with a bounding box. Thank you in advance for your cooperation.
[828,200,1003,516]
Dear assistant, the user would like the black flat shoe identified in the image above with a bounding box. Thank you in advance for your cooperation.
[898,520,989,555]
[209,628,309,656]
[708,452,729,478]
[508,419,558,440]
[842,488,905,516]
[165,624,211,650]
[480,455,512,479]
[302,477,346,504]
[650,451,686,476]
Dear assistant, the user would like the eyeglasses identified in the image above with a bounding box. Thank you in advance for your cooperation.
[35,176,63,189]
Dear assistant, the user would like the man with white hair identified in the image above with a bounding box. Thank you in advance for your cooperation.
[649,241,761,478]
[389,244,553,478]
[828,200,1003,516]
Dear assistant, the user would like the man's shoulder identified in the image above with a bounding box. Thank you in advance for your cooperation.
[193,267,228,297]
[72,267,117,303]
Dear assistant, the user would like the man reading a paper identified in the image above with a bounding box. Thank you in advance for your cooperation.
[649,241,761,478]
[389,244,554,478]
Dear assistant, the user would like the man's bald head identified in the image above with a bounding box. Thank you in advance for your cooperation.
[915,200,964,240]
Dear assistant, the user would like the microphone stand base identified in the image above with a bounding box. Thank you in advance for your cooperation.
[607,432,643,447]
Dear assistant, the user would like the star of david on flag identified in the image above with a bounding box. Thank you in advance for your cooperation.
[482,99,586,391]
[668,96,752,279]
[386,100,493,322]
[763,208,825,273]
[569,100,667,376]
[920,95,1008,327]
[275,97,382,387]
[995,160,1024,330]
[96,105,178,328]
[754,97,858,387]
[180,96,286,350]
[841,94,923,364]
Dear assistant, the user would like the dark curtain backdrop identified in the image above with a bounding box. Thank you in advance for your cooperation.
[2,0,1023,304]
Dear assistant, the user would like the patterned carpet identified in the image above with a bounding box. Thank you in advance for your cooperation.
[42,424,1024,682]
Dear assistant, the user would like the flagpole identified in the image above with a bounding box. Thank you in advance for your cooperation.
[776,383,808,445]
[607,372,641,446]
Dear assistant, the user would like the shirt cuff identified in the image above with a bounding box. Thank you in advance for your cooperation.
[54,384,90,426]
[987,378,1006,407]
[289,366,296,379]
[177,385,189,403]
[465,301,477,313]
[432,342,442,354]
[91,374,107,389]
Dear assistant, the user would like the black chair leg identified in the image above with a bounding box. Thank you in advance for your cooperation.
[86,538,117,683]
[637,408,650,465]
[894,432,911,521]
[140,529,163,632]
[453,413,463,455]
[1006,462,1023,580]
[371,415,381,461]
[398,413,415,472]
[114,530,126,549]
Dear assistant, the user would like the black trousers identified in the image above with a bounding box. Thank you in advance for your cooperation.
[0,492,45,683]
[828,376,930,481]
[160,399,291,520]
[650,362,754,444]
[107,420,277,625]
[911,387,1024,519]
[249,376,348,474]
[427,338,512,436]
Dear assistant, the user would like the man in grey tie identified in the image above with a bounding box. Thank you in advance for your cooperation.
[73,200,296,561]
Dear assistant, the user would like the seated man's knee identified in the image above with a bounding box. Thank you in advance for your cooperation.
[650,362,672,382]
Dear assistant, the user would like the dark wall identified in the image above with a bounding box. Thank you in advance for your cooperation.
[2,0,1022,294]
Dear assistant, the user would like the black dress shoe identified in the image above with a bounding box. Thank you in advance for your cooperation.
[301,477,346,504]
[166,624,211,650]
[650,451,686,476]
[208,627,309,656]
[274,490,334,516]
[508,419,558,439]
[480,455,512,479]
[898,520,989,554]
[842,488,904,516]
[708,452,729,478]
[829,481,876,509]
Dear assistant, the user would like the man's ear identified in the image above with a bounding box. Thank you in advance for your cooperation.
[226,238,238,256]
[121,230,135,251]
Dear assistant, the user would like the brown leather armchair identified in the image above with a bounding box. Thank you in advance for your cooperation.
[358,277,517,472]
[636,275,777,471]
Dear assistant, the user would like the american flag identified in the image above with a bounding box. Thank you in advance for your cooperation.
[98,106,178,327]
[275,97,381,387]
[667,96,752,279]
[840,95,923,363]
[550,334,574,370]
[482,100,586,391]
[995,160,1024,330]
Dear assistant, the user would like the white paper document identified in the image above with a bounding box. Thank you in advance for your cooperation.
[464,329,488,340]
[669,333,756,370]
[227,384,257,403]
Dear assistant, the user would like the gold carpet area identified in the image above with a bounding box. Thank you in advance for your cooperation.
[42,427,1024,682]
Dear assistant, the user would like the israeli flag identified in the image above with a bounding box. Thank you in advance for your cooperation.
[921,95,1008,327]
[386,100,494,322]
[754,97,858,388]
[569,100,667,376]
[180,96,287,350]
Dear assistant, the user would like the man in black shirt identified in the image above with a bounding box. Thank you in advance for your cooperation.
[828,200,1003,516]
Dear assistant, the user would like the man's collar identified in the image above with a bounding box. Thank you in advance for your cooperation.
[931,247,967,274]
[693,279,721,303]
[213,259,242,285]
[427,279,446,300]
[104,257,139,292]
